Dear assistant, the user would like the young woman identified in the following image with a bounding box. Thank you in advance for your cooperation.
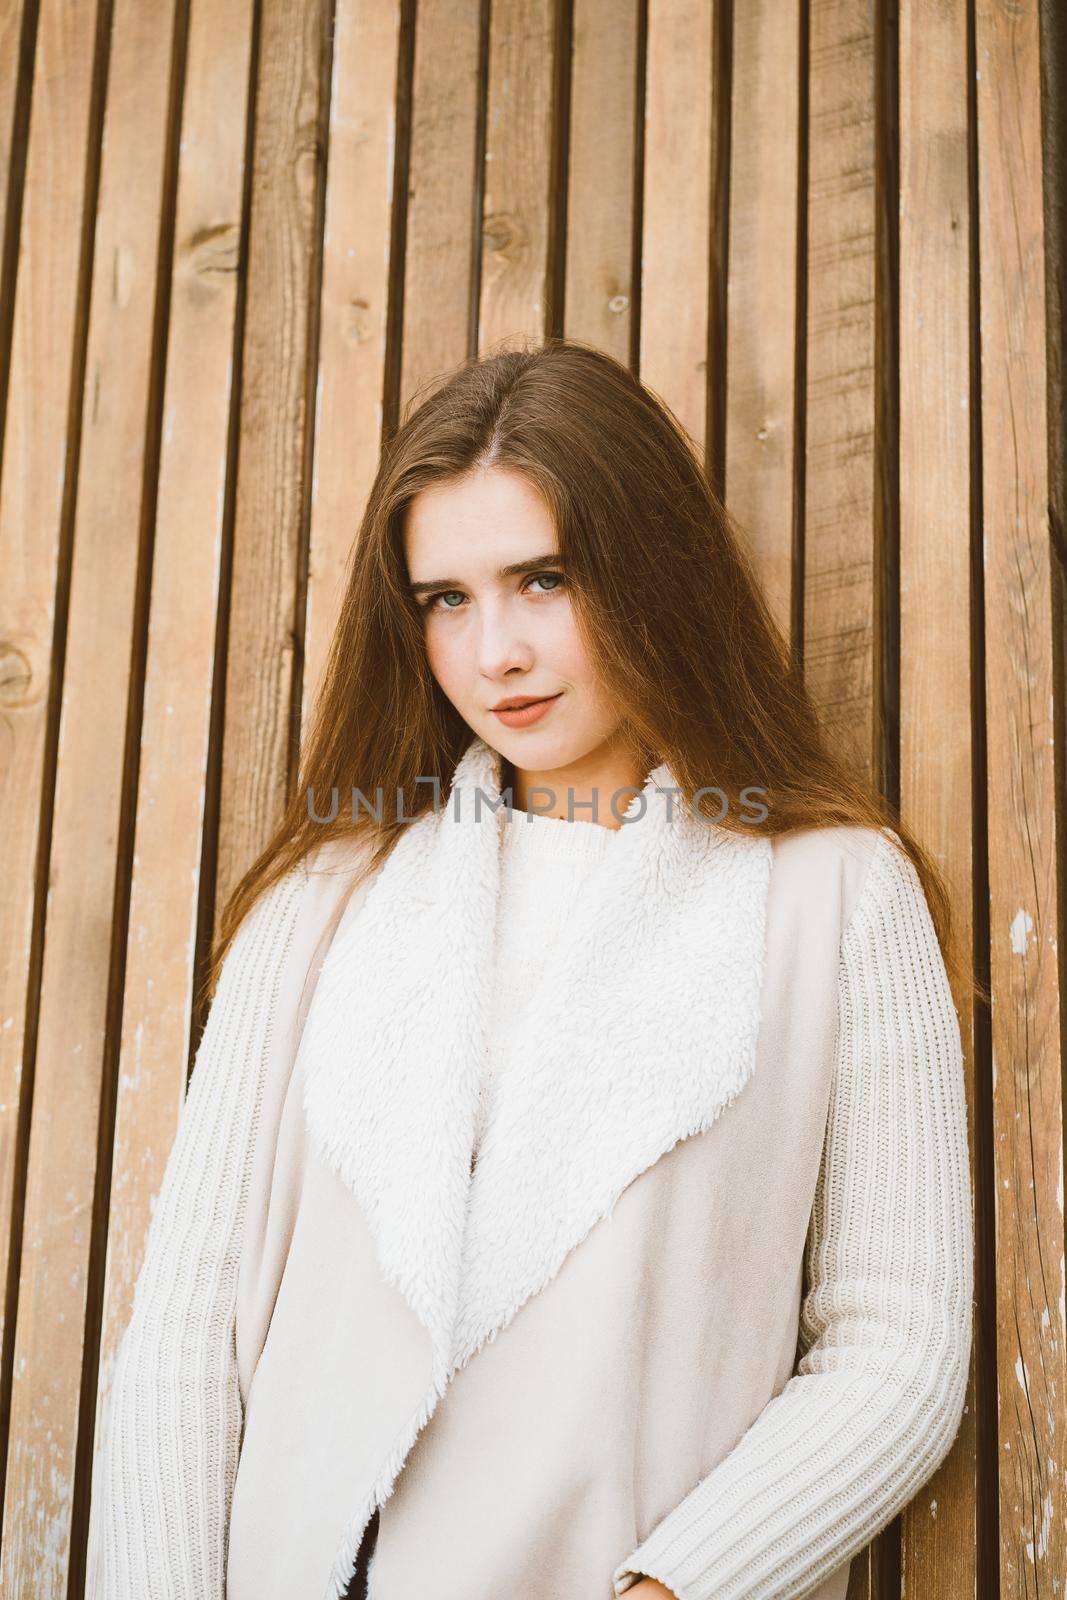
[87,341,975,1600]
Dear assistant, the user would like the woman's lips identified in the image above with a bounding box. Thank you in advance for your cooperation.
[491,693,563,728]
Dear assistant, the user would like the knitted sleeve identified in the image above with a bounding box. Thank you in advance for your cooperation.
[85,863,308,1599]
[612,827,974,1600]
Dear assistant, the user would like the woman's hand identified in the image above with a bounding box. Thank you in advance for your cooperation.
[625,1579,679,1600]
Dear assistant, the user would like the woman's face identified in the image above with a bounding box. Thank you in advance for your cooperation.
[404,466,627,774]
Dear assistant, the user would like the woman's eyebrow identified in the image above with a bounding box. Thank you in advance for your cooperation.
[408,553,563,598]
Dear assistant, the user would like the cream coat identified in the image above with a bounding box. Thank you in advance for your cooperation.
[86,734,973,1599]
[213,736,971,1599]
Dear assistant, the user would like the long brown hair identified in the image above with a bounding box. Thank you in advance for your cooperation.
[205,338,981,1013]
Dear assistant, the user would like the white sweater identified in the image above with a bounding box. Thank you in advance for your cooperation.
[88,819,973,1599]
[475,806,617,1158]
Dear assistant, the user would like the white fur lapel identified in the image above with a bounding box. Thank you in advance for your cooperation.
[299,734,773,1396]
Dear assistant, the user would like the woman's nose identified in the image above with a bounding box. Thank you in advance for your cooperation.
[475,599,534,678]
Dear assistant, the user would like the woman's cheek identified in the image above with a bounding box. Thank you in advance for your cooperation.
[421,620,440,679]
[423,623,464,701]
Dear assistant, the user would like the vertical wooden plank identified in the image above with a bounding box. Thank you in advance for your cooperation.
[563,0,640,365]
[1,0,180,1589]
[724,0,801,640]
[803,0,878,778]
[397,0,482,411]
[215,0,330,912]
[897,0,978,1591]
[639,0,715,451]
[302,0,404,722]
[87,0,255,1533]
[975,0,1067,1590]
[0,2,29,225]
[477,0,558,353]
[0,0,101,1409]
[804,8,879,1592]
[0,0,34,381]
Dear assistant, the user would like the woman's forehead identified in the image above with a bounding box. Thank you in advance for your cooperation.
[404,468,558,568]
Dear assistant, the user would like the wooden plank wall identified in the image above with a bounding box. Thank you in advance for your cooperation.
[0,0,1062,1594]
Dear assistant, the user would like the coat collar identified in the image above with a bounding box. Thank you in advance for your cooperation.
[299,734,773,1396]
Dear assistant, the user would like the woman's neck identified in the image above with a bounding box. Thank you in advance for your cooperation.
[502,747,649,830]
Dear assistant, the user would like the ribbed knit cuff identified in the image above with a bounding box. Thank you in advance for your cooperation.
[612,1501,718,1599]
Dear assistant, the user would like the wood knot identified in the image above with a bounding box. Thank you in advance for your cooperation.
[482,212,527,260]
[186,223,241,278]
[0,642,34,706]
[344,297,372,343]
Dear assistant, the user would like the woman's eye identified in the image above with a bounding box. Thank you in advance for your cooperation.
[525,571,565,595]
[427,590,464,611]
